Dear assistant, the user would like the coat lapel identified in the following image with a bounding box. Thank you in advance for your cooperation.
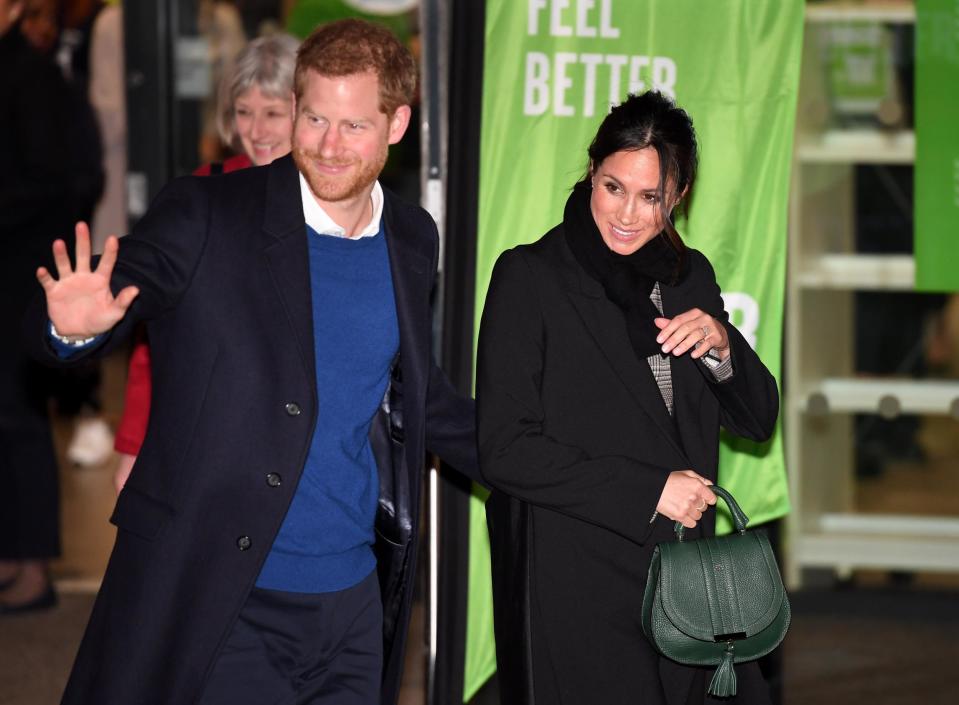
[260,155,315,385]
[381,193,431,485]
[566,263,687,461]
[382,195,431,366]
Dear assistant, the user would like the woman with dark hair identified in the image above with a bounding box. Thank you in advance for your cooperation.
[477,91,779,704]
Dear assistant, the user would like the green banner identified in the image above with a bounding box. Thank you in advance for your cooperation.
[915,0,959,292]
[465,1,803,699]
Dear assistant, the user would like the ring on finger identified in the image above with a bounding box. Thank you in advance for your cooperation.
[697,499,708,512]
[701,325,710,338]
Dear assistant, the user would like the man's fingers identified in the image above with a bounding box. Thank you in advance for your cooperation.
[52,239,72,276]
[36,267,56,291]
[97,235,120,275]
[114,286,140,312]
[75,222,92,273]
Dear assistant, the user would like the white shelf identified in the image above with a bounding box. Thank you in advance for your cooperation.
[796,254,914,290]
[805,1,916,24]
[797,129,915,164]
[798,511,959,574]
[794,532,959,573]
[801,378,959,416]
[819,512,959,537]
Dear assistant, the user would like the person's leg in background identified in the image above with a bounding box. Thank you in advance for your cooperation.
[0,348,60,613]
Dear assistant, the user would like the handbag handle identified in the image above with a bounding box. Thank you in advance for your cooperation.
[674,485,749,541]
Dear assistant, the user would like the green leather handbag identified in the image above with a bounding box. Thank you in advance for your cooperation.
[641,486,790,698]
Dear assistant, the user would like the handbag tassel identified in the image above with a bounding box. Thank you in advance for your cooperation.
[708,642,737,698]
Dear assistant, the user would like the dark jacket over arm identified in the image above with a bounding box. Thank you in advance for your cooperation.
[478,246,669,546]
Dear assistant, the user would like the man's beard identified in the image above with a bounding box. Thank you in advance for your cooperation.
[293,144,387,204]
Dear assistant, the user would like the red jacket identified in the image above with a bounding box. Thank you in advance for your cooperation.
[114,154,253,454]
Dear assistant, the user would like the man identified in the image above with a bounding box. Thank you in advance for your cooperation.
[27,18,478,705]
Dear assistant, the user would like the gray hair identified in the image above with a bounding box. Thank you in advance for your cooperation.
[216,33,300,149]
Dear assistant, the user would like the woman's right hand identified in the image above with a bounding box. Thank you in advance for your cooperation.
[656,470,716,528]
[36,222,139,339]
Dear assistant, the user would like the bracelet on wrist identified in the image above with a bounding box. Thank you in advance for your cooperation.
[50,322,98,347]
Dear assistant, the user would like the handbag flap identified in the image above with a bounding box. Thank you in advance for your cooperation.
[657,531,784,641]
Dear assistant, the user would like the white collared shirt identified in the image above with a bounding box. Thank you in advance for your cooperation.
[299,173,384,239]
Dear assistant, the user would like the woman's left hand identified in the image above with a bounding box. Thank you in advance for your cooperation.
[654,309,730,361]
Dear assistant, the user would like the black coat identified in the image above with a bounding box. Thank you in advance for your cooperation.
[25,155,478,705]
[476,226,778,705]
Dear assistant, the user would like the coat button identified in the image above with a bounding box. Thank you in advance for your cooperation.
[285,402,301,416]
[236,536,252,551]
[266,473,282,487]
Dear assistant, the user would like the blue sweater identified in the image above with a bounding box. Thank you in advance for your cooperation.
[256,223,398,593]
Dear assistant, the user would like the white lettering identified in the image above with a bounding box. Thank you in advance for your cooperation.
[553,52,577,116]
[628,56,650,95]
[550,0,573,37]
[651,57,677,98]
[528,0,548,35]
[576,0,597,38]
[600,0,620,38]
[606,54,628,107]
[721,293,760,350]
[521,51,679,117]
[580,53,603,117]
[529,0,619,38]
[524,52,550,115]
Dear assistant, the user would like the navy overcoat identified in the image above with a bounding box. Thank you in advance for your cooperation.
[26,154,478,705]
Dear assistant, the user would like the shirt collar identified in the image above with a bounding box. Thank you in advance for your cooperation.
[299,172,383,239]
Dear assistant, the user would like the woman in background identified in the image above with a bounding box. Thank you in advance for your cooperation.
[113,32,299,491]
[477,91,779,704]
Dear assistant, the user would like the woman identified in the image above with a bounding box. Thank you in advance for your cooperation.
[477,91,779,704]
[113,33,299,491]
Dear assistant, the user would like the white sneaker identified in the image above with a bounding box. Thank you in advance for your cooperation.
[66,417,115,467]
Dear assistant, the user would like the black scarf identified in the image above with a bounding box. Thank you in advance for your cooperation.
[564,183,687,359]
